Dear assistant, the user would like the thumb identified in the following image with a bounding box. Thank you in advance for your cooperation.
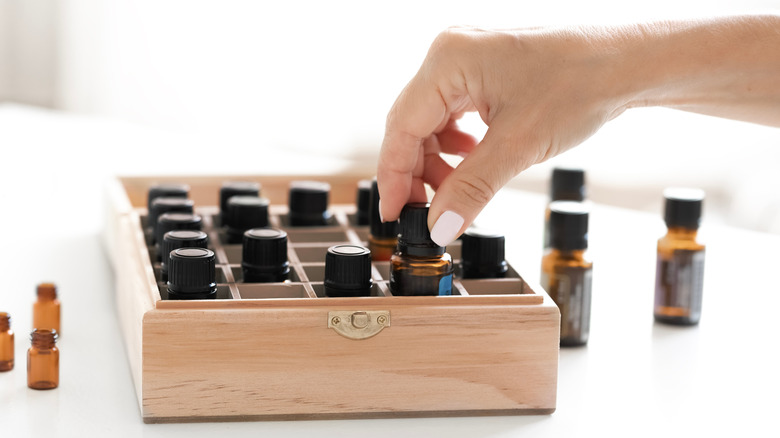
[428,121,534,247]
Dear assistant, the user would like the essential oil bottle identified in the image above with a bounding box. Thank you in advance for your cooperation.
[324,245,373,297]
[155,212,203,261]
[541,201,592,347]
[544,167,586,249]
[148,197,195,243]
[160,230,210,281]
[356,179,372,226]
[166,248,218,300]
[654,188,706,326]
[242,228,290,283]
[224,196,270,244]
[148,183,190,212]
[0,312,13,372]
[390,203,454,296]
[460,228,508,279]
[33,283,61,336]
[288,180,332,226]
[28,329,59,390]
[219,181,261,225]
[368,179,399,261]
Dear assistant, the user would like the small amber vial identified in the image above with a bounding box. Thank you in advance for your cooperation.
[34,283,61,336]
[0,312,14,371]
[390,203,454,296]
[541,201,593,347]
[544,167,586,249]
[28,329,59,390]
[368,179,399,261]
[654,188,706,326]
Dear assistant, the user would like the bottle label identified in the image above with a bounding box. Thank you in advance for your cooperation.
[438,274,453,296]
[541,266,592,344]
[655,249,705,318]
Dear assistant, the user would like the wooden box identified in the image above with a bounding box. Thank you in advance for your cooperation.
[103,174,560,423]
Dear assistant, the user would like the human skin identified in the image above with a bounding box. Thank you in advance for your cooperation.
[377,15,780,246]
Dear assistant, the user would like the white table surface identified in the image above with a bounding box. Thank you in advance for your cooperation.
[1,104,779,437]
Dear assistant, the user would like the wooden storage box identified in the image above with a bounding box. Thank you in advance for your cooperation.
[104,174,560,423]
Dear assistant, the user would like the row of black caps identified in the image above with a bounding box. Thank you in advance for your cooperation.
[148,180,510,299]
[547,168,704,251]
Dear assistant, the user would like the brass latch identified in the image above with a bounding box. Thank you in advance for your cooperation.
[328,310,390,340]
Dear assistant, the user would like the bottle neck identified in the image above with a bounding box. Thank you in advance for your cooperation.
[0,313,9,331]
[30,329,57,349]
[37,284,57,301]
[548,248,589,261]
[666,226,699,240]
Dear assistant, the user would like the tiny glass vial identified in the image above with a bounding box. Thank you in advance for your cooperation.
[654,188,706,326]
[461,228,508,279]
[544,167,585,249]
[288,180,332,226]
[355,179,372,226]
[242,228,290,283]
[325,245,373,297]
[34,283,61,336]
[390,203,454,296]
[541,201,592,347]
[0,312,13,372]
[368,179,399,261]
[27,329,59,390]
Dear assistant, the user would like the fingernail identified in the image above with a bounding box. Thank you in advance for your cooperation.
[458,151,470,159]
[378,200,385,223]
[430,210,464,247]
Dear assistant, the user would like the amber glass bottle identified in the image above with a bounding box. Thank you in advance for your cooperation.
[28,329,59,390]
[368,179,399,261]
[390,203,453,296]
[654,188,706,325]
[544,167,585,249]
[541,201,592,347]
[0,312,13,371]
[324,245,373,297]
[34,283,61,336]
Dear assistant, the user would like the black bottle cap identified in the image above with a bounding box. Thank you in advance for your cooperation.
[356,179,372,226]
[549,201,589,251]
[288,180,332,226]
[397,203,444,256]
[242,228,289,273]
[461,228,508,278]
[161,230,209,275]
[155,212,203,251]
[167,247,217,299]
[148,183,190,211]
[324,245,373,297]
[663,188,704,229]
[369,179,399,239]
[551,167,586,202]
[220,181,261,221]
[149,197,195,233]
[225,196,270,242]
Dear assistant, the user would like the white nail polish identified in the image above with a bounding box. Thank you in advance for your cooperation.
[378,200,385,223]
[458,151,470,159]
[430,210,464,247]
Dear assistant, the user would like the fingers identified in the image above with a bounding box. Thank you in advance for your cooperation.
[428,117,535,247]
[377,76,448,222]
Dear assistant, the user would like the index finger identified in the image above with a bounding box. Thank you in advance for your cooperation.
[377,76,447,221]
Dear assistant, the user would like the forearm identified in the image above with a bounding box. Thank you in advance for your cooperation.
[618,15,780,126]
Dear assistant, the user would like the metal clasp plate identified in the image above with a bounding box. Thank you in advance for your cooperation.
[328,310,390,340]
